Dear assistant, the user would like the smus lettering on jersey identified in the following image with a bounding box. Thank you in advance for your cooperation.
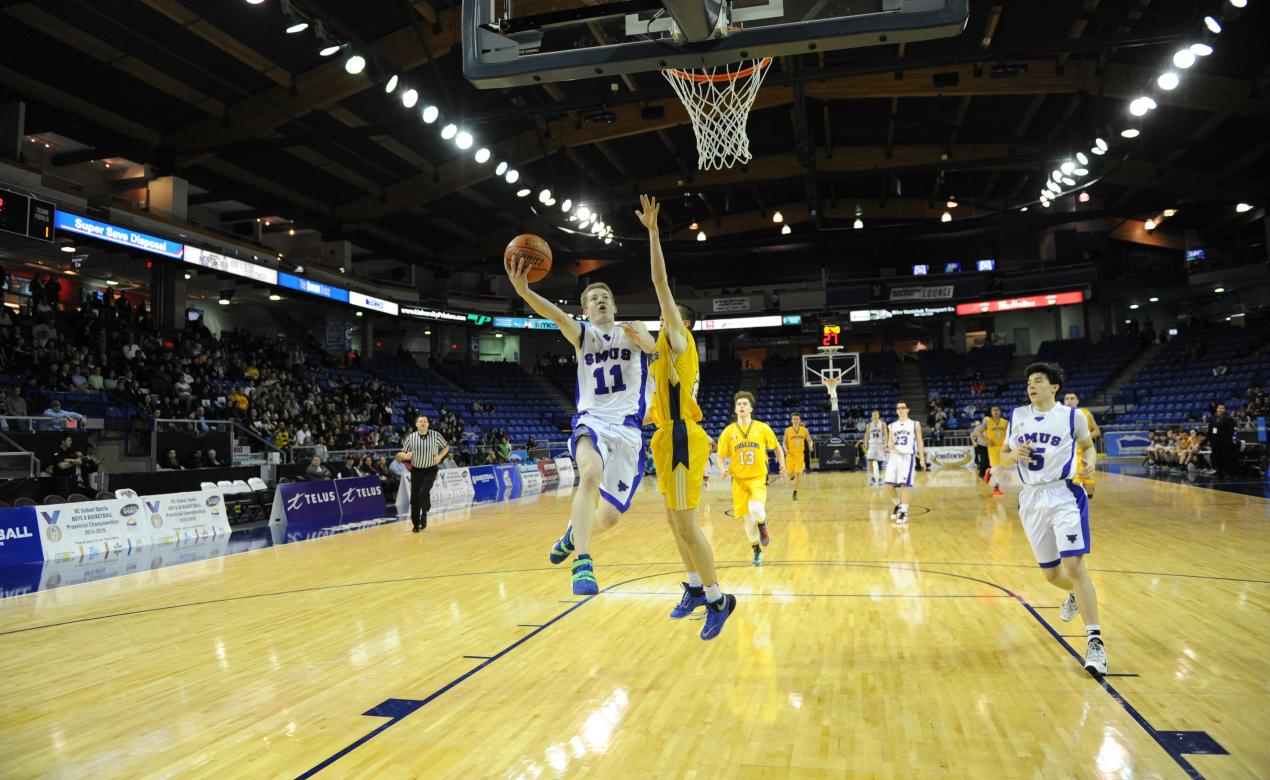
[584,347,633,366]
[1018,431,1064,446]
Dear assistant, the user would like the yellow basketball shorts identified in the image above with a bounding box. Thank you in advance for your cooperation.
[653,420,710,511]
[987,445,1005,467]
[787,455,805,475]
[731,475,768,518]
[1073,452,1095,485]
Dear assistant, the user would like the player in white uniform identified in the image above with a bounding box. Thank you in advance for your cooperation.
[997,362,1106,676]
[864,410,887,486]
[883,401,925,523]
[505,260,655,595]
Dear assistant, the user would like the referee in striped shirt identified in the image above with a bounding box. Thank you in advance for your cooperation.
[396,415,449,532]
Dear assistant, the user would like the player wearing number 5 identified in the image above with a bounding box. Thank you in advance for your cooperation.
[997,362,1106,676]
[505,254,655,596]
[718,392,787,567]
[884,401,925,524]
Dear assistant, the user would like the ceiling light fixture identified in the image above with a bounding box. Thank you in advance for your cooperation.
[1162,208,1177,217]
[286,21,309,34]
[940,211,952,223]
[781,224,792,235]
[319,44,341,57]
[1121,128,1140,138]
[853,218,863,229]
[1129,97,1155,116]
[60,245,76,253]
[344,55,366,75]
[1190,42,1213,56]
[1129,303,1140,310]
[1144,218,1156,231]
[1076,152,1089,166]
[1078,191,1090,203]
[688,221,698,230]
[1235,202,1252,213]
[772,210,783,223]
[474,147,491,163]
[421,105,439,124]
[440,123,457,140]
[1149,297,1159,302]
[946,199,958,209]
[696,230,707,242]
[495,161,508,176]
[384,75,399,93]
[1060,161,1075,175]
[516,187,531,197]
[401,89,418,109]
[538,188,552,203]
[455,131,473,149]
[269,294,282,301]
[1157,72,1180,91]
[1173,48,1196,69]
[1094,137,1108,152]
[1203,16,1222,34]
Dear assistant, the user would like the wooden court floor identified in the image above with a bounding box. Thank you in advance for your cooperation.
[1,469,1266,779]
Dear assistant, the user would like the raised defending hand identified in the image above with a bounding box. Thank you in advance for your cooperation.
[504,256,530,295]
[635,194,660,232]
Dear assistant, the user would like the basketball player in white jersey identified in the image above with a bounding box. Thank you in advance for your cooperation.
[997,362,1106,675]
[884,401,925,523]
[505,258,655,595]
[864,409,887,486]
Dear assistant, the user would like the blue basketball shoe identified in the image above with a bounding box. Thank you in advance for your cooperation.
[700,594,737,640]
[571,554,598,595]
[549,524,574,564]
[669,582,708,619]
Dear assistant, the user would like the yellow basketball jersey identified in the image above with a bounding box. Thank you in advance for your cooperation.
[784,425,810,459]
[649,325,702,427]
[719,420,778,479]
[984,417,1008,449]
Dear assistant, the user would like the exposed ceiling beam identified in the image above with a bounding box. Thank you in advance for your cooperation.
[676,198,1007,241]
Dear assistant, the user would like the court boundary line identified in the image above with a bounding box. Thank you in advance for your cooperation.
[3,556,1264,637]
[295,562,1219,780]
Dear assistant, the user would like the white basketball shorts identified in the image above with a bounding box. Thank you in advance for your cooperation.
[570,412,645,513]
[1019,480,1090,567]
[883,452,915,487]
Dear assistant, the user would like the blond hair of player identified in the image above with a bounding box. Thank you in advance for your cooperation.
[637,194,736,641]
[983,405,1008,496]
[1064,392,1101,498]
[783,412,812,500]
[719,392,787,567]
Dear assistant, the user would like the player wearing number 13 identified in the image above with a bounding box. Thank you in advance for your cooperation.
[718,392,786,567]
[504,253,656,596]
[998,362,1106,676]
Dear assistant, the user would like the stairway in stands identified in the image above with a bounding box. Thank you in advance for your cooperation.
[1101,341,1163,407]
[897,361,928,421]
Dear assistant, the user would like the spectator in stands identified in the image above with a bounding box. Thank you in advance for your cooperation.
[42,399,86,428]
[273,427,290,451]
[334,455,358,478]
[87,366,103,391]
[293,425,311,447]
[358,455,381,478]
[496,435,512,463]
[189,449,205,469]
[51,434,81,495]
[190,408,210,433]
[7,387,26,418]
[205,448,223,467]
[305,455,331,481]
[159,449,184,470]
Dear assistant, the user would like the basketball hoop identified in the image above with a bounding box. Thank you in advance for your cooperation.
[822,374,841,414]
[663,57,772,170]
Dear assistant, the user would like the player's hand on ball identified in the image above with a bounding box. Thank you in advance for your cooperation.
[504,256,530,294]
[635,194,660,231]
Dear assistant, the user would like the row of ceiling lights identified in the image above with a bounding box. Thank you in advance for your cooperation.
[1037,0,1254,217]
[243,0,615,245]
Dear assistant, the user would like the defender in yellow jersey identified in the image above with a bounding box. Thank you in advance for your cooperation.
[783,412,813,499]
[719,392,787,566]
[638,193,736,640]
[1064,392,1101,498]
[983,405,1008,497]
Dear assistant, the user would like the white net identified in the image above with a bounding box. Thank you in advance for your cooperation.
[663,58,772,171]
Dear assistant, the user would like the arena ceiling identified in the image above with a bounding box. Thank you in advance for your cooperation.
[1,0,1267,283]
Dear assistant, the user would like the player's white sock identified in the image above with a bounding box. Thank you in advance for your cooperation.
[870,461,880,481]
[1086,624,1101,641]
[742,515,760,544]
[899,503,908,514]
[704,583,723,603]
[687,572,703,588]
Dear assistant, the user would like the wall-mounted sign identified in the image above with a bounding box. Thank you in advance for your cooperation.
[348,291,400,316]
[645,314,802,332]
[277,271,349,302]
[955,290,1084,316]
[890,285,954,301]
[401,306,467,322]
[185,247,278,285]
[850,305,956,321]
[822,324,841,346]
[493,316,560,330]
[712,296,751,313]
[53,211,184,258]
[0,188,54,242]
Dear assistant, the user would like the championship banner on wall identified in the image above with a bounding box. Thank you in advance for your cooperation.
[925,446,976,469]
[35,497,154,561]
[537,460,559,490]
[335,476,384,524]
[468,466,499,503]
[145,490,231,544]
[554,457,576,487]
[1104,431,1151,457]
[494,464,522,501]
[518,463,543,496]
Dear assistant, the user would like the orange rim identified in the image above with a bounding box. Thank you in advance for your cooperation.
[665,56,772,84]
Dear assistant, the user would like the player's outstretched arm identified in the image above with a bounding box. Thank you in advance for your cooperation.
[504,256,582,348]
[636,194,688,355]
[775,442,788,479]
[618,321,657,354]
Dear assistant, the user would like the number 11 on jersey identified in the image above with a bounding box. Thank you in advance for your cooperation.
[592,364,628,395]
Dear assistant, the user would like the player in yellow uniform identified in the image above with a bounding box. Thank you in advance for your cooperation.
[638,194,736,640]
[1064,392,1101,499]
[718,392,787,566]
[983,405,1008,497]
[783,412,812,500]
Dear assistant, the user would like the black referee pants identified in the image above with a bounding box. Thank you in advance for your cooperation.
[410,466,438,527]
[974,445,990,479]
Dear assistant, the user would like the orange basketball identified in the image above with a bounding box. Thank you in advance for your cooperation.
[505,234,552,283]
